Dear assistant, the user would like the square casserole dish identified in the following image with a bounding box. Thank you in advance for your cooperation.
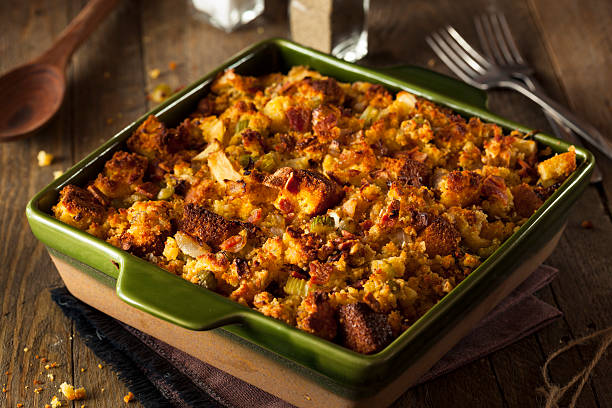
[27,39,593,406]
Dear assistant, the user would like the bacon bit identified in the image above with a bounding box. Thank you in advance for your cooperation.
[2,387,7,392]
[285,106,311,132]
[123,391,135,403]
[17,404,23,407]
[278,198,294,214]
[34,387,43,393]
[341,229,356,239]
[219,232,246,253]
[359,220,373,232]
[581,220,594,229]
[290,270,309,280]
[5,371,10,375]
[41,357,48,363]
[169,61,177,70]
[247,208,262,224]
[34,379,43,385]
[379,200,400,227]
[284,172,299,194]
[309,260,332,285]
[87,184,110,206]
[134,181,159,199]
[337,239,358,252]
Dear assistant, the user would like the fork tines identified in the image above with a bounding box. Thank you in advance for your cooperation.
[425,26,490,85]
[474,13,524,66]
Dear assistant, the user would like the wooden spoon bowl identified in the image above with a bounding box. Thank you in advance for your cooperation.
[0,0,119,142]
[0,64,65,141]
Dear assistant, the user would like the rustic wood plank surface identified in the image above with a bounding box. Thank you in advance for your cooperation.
[1,0,610,407]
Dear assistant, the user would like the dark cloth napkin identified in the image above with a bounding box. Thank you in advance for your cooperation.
[51,265,561,408]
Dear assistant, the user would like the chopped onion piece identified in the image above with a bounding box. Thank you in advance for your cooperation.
[208,150,242,184]
[175,231,209,258]
[192,139,221,162]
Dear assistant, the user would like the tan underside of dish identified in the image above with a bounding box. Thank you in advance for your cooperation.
[49,225,563,408]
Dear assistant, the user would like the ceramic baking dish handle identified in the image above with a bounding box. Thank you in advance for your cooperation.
[116,255,245,330]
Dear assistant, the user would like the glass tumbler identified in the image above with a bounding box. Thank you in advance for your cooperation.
[191,0,265,33]
[289,0,369,62]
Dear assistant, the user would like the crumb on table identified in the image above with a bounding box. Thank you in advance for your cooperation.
[37,151,54,167]
[59,382,86,400]
[124,391,135,403]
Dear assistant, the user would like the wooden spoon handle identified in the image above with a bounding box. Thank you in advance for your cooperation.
[36,0,121,68]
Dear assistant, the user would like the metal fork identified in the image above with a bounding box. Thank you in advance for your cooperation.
[474,13,601,182]
[426,18,612,162]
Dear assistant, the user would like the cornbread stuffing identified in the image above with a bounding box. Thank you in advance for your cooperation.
[53,66,576,353]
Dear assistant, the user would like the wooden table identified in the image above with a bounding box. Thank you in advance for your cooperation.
[1,0,610,406]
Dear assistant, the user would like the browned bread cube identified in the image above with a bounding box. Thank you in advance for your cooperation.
[338,302,394,354]
[296,292,337,341]
[180,203,258,249]
[264,167,344,216]
[420,216,461,257]
[53,185,107,233]
[92,151,148,199]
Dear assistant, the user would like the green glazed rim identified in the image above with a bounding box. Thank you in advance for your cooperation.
[26,38,594,392]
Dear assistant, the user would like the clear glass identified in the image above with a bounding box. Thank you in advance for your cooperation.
[289,0,369,62]
[191,0,264,33]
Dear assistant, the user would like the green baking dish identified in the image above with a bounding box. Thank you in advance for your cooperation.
[26,38,593,398]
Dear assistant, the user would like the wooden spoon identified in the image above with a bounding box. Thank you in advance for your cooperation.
[0,0,120,142]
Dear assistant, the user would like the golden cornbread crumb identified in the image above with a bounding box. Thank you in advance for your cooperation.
[50,396,62,408]
[59,382,86,400]
[37,150,54,166]
[149,68,161,79]
[124,392,135,403]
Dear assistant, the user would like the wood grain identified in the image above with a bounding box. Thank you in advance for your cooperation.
[1,0,610,407]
